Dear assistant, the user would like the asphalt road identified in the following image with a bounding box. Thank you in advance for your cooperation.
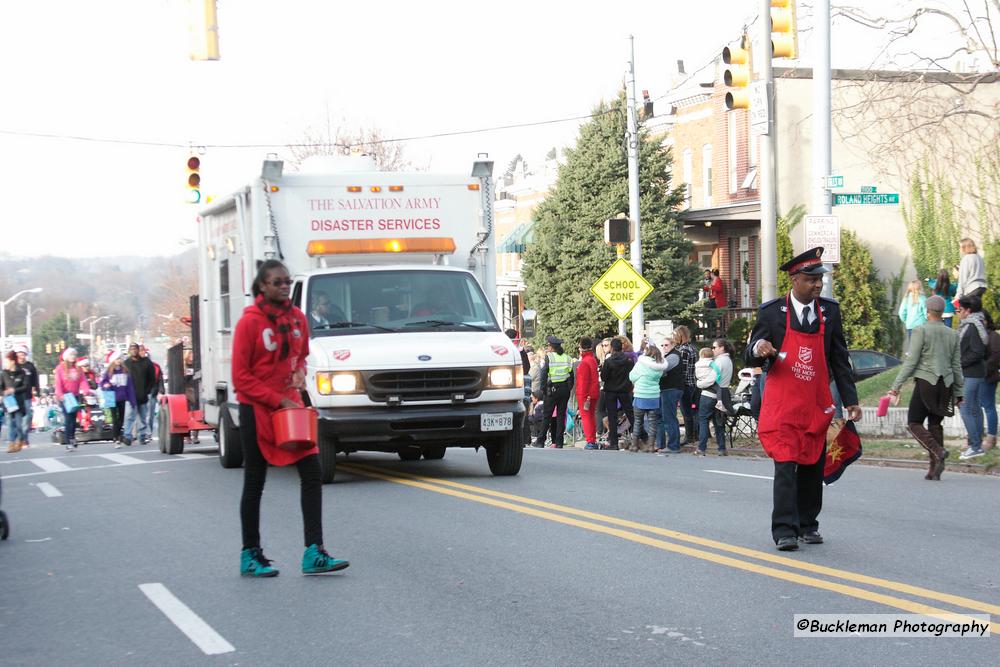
[1,437,998,666]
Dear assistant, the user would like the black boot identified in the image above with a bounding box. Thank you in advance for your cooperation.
[929,424,948,480]
[907,423,938,480]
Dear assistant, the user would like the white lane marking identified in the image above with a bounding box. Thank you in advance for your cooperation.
[704,469,774,480]
[26,537,52,543]
[97,453,145,465]
[31,458,73,473]
[35,482,63,497]
[139,583,235,656]
[2,456,211,480]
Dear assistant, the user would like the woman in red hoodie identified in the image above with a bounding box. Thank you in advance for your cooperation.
[576,336,600,449]
[232,260,349,578]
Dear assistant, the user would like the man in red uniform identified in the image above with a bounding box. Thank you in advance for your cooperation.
[745,248,860,551]
[232,259,349,577]
[576,337,600,449]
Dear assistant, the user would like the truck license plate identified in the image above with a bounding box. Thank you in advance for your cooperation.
[481,412,513,432]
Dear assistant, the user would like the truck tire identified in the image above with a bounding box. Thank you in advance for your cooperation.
[160,403,185,455]
[319,439,337,484]
[397,449,422,462]
[487,430,522,476]
[423,446,446,460]
[218,408,244,469]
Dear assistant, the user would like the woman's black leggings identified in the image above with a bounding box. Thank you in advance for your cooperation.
[238,403,323,550]
[112,403,126,441]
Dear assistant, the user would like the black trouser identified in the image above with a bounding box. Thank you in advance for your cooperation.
[536,381,571,446]
[680,386,699,441]
[603,390,634,450]
[908,378,947,429]
[771,445,825,543]
[239,403,323,550]
[111,402,126,441]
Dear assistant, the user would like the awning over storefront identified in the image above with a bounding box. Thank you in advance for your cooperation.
[497,221,535,254]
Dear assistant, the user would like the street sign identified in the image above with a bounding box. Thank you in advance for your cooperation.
[804,215,840,264]
[833,193,899,206]
[825,175,843,189]
[76,333,93,340]
[590,258,654,320]
[860,185,876,193]
[749,81,768,136]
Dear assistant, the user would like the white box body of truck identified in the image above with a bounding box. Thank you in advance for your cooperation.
[165,156,524,481]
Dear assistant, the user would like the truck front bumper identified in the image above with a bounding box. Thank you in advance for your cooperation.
[316,400,525,450]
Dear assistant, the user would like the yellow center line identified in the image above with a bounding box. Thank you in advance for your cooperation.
[341,462,1000,632]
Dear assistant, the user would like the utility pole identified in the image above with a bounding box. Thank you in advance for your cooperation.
[625,35,645,340]
[759,0,778,302]
[813,0,834,297]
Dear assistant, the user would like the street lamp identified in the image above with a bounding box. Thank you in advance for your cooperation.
[26,306,45,344]
[1,287,43,352]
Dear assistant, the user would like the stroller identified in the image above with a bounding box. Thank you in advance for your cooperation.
[723,369,759,443]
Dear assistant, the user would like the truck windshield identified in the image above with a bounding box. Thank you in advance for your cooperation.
[306,270,500,336]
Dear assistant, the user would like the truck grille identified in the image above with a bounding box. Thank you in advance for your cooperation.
[364,369,483,402]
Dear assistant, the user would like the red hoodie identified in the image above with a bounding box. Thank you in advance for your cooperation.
[232,300,311,465]
[575,350,599,404]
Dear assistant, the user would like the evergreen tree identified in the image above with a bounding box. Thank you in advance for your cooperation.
[32,312,87,375]
[776,205,805,297]
[832,230,881,349]
[522,96,698,343]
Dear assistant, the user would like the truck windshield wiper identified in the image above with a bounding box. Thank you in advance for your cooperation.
[319,321,395,333]
[404,319,487,331]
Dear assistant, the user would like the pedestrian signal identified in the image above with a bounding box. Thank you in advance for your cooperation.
[187,156,201,204]
[771,0,798,59]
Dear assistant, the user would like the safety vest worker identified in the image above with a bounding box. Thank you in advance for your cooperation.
[533,335,576,449]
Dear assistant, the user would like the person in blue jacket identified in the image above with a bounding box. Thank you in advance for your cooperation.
[101,350,137,447]
[898,280,928,349]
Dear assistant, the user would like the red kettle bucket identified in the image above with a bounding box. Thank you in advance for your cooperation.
[272,407,319,451]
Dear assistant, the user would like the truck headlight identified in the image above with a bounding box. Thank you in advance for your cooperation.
[316,371,363,395]
[487,365,522,388]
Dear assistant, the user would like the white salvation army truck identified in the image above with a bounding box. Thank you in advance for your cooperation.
[158,155,524,482]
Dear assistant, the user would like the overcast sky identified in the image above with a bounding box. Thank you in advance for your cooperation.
[0,0,947,257]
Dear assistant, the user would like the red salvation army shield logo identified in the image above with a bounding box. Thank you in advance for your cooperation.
[333,349,351,361]
[798,346,813,364]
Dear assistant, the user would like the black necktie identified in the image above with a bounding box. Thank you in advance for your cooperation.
[802,305,812,327]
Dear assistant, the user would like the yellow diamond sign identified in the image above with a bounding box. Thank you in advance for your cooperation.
[589,258,654,320]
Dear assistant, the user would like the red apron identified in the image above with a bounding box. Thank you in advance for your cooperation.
[758,297,835,464]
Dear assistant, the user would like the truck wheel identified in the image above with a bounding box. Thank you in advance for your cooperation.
[319,439,337,484]
[160,403,185,455]
[487,430,522,476]
[423,446,446,460]
[218,408,244,469]
[398,449,422,462]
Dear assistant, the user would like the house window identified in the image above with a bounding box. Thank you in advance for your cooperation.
[702,144,712,207]
[682,149,693,207]
[727,113,738,194]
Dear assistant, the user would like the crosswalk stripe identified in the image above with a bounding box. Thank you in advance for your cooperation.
[31,458,73,473]
[97,453,145,465]
[35,482,63,497]
[139,583,235,655]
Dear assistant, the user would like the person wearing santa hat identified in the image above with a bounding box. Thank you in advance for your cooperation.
[101,350,137,447]
[53,348,92,451]
[76,357,97,391]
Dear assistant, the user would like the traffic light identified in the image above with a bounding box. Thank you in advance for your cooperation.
[186,155,201,204]
[723,37,751,110]
[45,343,52,354]
[771,0,798,59]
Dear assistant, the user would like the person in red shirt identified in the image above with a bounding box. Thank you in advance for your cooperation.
[232,259,349,577]
[709,269,727,308]
[576,337,600,449]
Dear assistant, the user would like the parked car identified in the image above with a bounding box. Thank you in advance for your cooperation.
[848,349,902,382]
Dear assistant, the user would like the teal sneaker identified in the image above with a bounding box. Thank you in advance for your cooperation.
[302,544,350,575]
[240,547,279,577]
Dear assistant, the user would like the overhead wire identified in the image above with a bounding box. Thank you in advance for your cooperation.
[0,109,618,152]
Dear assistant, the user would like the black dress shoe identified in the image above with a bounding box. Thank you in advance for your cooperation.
[800,531,824,544]
[776,536,799,551]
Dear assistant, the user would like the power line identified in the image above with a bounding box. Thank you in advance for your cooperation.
[0,110,616,152]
